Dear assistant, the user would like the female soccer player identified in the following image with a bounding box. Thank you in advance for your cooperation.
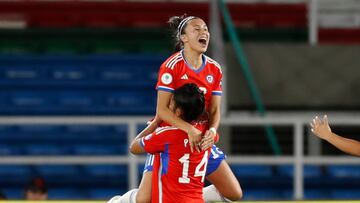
[311,115,360,156]
[108,14,242,203]
[130,83,210,203]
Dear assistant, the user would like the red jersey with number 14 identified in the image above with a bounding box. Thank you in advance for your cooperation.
[156,50,222,110]
[141,123,211,203]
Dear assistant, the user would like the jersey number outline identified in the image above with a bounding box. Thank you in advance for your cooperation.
[178,151,209,183]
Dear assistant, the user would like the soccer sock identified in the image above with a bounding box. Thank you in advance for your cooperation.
[110,188,138,203]
[203,185,231,202]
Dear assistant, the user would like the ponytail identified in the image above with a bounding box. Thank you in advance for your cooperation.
[168,14,198,52]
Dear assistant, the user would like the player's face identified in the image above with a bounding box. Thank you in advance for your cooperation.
[182,18,210,53]
[25,191,47,200]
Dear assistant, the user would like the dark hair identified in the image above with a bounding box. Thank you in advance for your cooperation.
[168,14,199,52]
[173,83,205,122]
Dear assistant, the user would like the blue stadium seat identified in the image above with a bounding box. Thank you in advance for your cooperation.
[35,165,80,177]
[10,92,49,107]
[48,188,88,200]
[83,165,127,179]
[331,189,360,199]
[72,144,127,155]
[0,144,22,155]
[88,188,126,200]
[58,93,94,107]
[305,189,332,199]
[243,189,283,200]
[0,165,32,177]
[0,67,40,81]
[277,165,322,178]
[83,165,128,187]
[3,188,23,199]
[2,125,62,142]
[0,165,32,185]
[281,189,332,199]
[231,165,273,177]
[0,54,162,115]
[326,165,360,178]
[50,66,92,81]
[65,125,127,142]
[24,144,71,155]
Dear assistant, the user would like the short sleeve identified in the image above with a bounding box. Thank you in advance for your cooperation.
[156,63,176,93]
[212,68,223,96]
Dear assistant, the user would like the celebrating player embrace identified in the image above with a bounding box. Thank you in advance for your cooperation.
[130,83,211,203]
[108,14,242,203]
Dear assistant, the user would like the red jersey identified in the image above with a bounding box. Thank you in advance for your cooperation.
[141,124,211,203]
[156,51,222,110]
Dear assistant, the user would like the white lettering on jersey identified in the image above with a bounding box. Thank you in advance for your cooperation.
[184,139,189,148]
[199,87,207,95]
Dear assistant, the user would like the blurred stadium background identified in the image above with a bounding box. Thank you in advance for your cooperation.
[0,0,359,201]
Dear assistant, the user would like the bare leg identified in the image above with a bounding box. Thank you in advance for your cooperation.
[136,171,152,203]
[206,160,243,201]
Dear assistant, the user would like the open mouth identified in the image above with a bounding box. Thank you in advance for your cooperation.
[199,38,207,45]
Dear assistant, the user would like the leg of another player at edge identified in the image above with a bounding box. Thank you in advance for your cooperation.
[203,160,243,202]
[136,171,152,203]
[107,188,138,203]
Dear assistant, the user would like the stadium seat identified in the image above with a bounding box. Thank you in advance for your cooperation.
[83,165,127,178]
[24,144,71,155]
[0,165,32,186]
[243,189,283,200]
[281,189,332,199]
[35,165,80,177]
[276,165,322,178]
[2,188,23,199]
[231,165,273,177]
[331,189,360,199]
[48,188,88,200]
[326,165,360,178]
[0,144,21,155]
[72,144,127,155]
[88,188,126,200]
[83,165,128,187]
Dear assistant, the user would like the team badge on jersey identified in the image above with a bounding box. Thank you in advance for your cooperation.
[161,73,173,85]
[206,74,214,83]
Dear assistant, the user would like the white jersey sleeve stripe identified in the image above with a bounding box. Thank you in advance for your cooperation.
[169,58,183,69]
[155,126,178,135]
[165,54,181,68]
[157,86,174,92]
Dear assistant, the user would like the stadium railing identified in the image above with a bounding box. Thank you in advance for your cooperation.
[0,114,359,200]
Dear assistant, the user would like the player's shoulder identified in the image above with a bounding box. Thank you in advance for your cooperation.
[204,55,222,73]
[155,126,180,135]
[161,52,183,70]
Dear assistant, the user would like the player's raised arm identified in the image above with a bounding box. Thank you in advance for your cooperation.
[311,115,360,156]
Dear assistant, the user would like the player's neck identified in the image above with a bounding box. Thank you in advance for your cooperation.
[183,48,203,70]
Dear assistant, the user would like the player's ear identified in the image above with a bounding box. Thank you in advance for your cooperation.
[180,34,188,43]
[174,108,182,118]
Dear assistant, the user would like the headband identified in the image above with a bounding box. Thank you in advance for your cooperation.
[177,16,196,39]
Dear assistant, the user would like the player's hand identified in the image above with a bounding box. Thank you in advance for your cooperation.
[200,130,215,151]
[187,126,202,152]
[310,115,332,140]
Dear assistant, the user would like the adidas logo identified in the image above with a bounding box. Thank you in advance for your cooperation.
[181,74,188,80]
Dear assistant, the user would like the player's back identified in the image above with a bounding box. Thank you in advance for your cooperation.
[151,126,210,203]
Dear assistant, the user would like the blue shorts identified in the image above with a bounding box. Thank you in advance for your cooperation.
[143,145,226,176]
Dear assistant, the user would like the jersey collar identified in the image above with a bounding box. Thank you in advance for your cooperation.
[181,50,207,74]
